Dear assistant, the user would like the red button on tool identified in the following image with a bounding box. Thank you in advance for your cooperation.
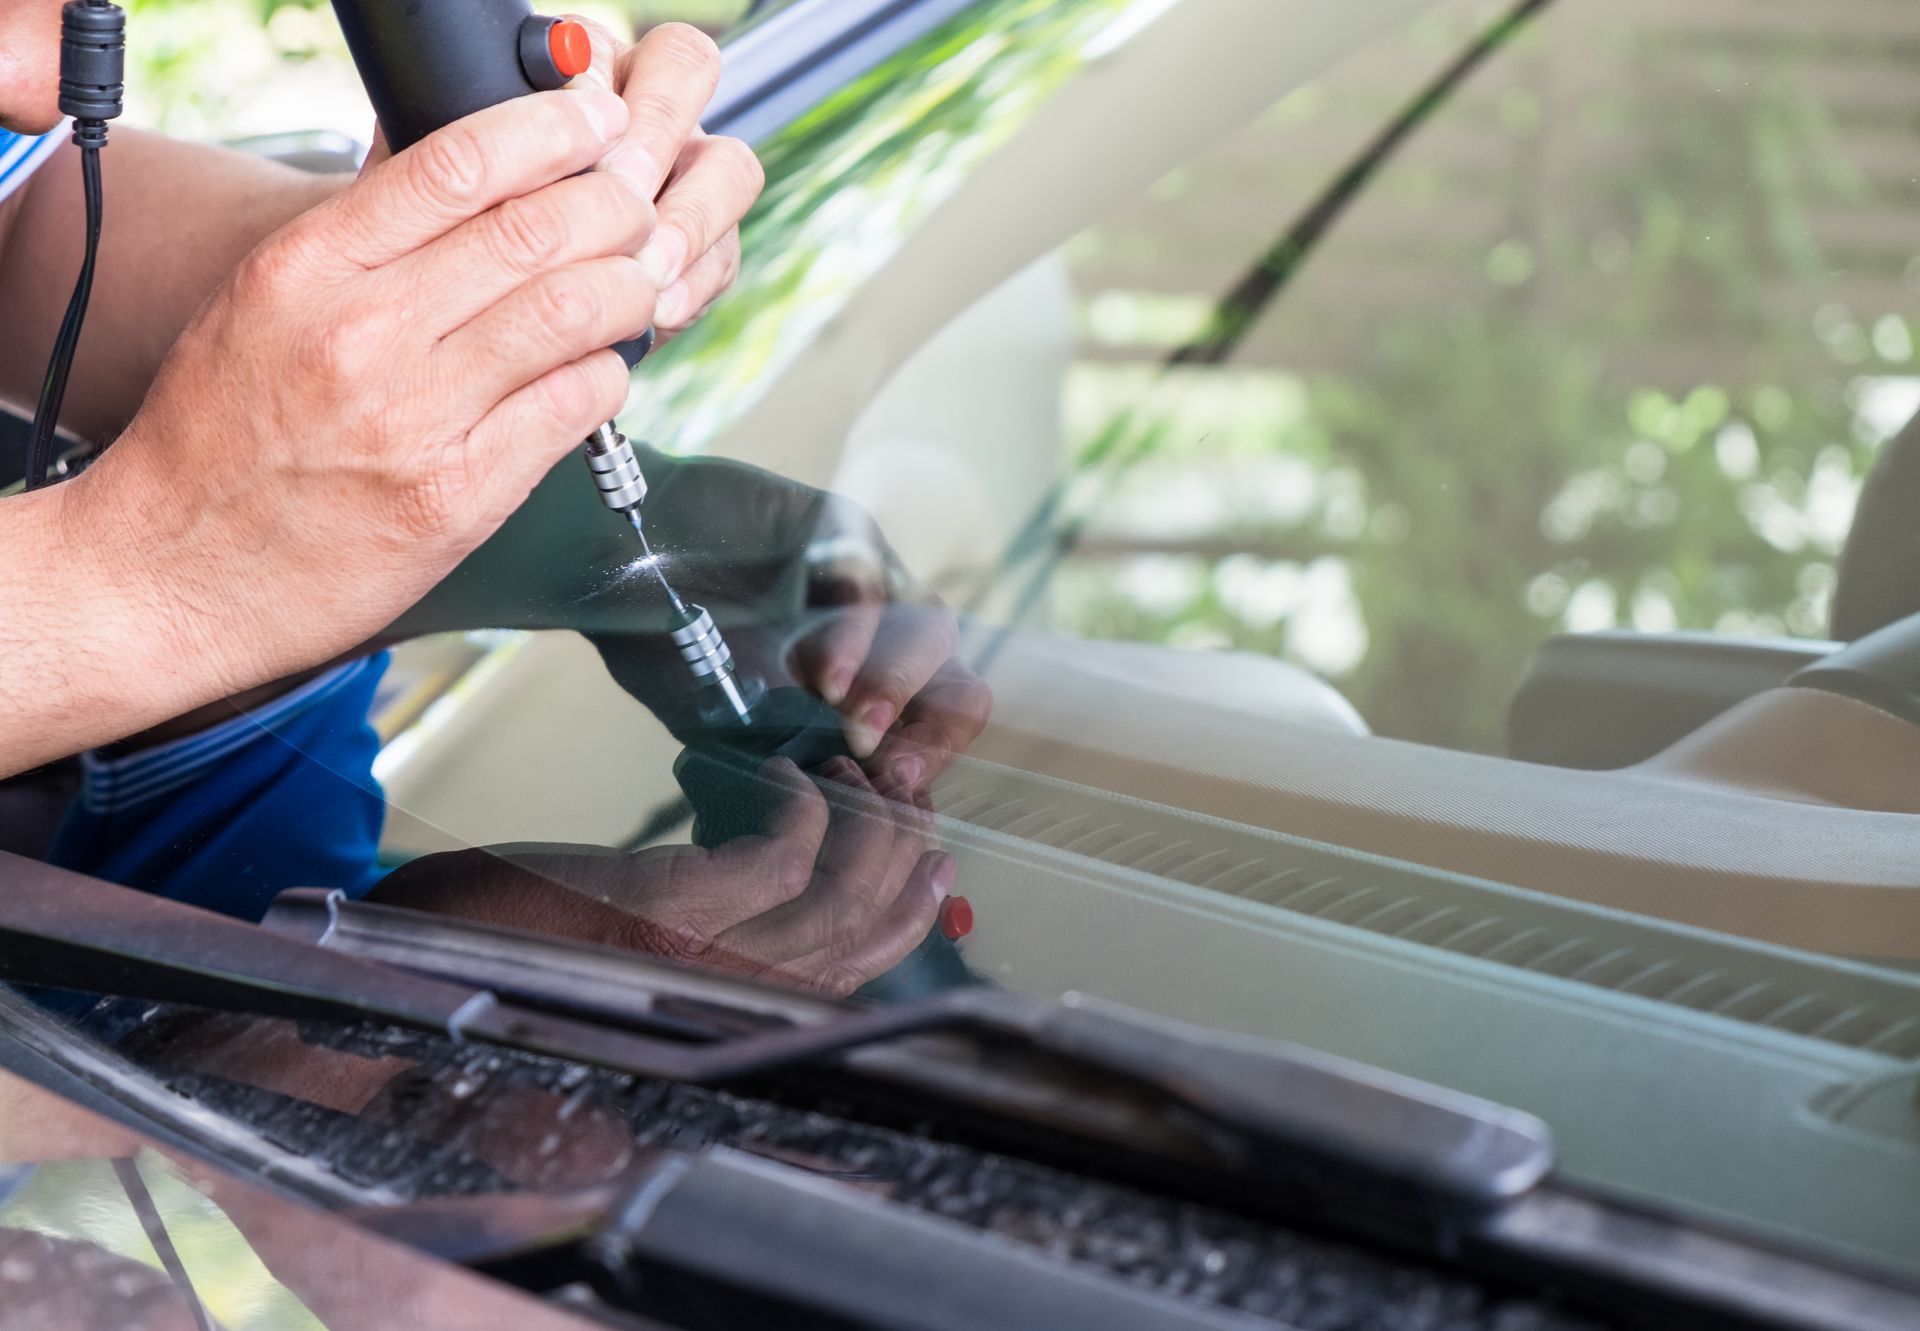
[549,21,594,80]
[939,896,974,942]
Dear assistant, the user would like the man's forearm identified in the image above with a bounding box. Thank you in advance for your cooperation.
[0,477,244,779]
[0,129,349,440]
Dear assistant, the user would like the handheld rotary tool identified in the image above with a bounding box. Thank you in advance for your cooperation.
[330,0,753,724]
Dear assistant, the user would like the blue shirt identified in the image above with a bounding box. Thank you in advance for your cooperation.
[0,127,60,205]
[50,656,393,921]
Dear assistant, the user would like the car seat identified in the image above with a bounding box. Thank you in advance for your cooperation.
[1832,408,1920,641]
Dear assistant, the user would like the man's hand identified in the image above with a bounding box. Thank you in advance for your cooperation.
[65,48,759,710]
[355,23,758,339]
[569,20,762,339]
[372,758,952,997]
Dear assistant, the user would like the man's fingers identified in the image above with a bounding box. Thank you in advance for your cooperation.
[464,349,631,504]
[438,255,657,413]
[840,605,961,758]
[307,88,630,270]
[675,757,831,939]
[788,605,883,709]
[567,21,755,305]
[564,13,624,89]
[655,229,742,332]
[641,135,763,291]
[817,852,952,994]
[871,658,994,792]
[394,172,657,334]
[601,24,723,201]
[725,759,918,960]
[809,759,911,919]
[756,755,831,849]
[728,756,831,905]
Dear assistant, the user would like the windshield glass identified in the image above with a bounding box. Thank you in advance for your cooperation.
[11,0,1920,1295]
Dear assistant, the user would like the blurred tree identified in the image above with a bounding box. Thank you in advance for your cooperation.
[1050,0,1917,753]
[122,0,751,135]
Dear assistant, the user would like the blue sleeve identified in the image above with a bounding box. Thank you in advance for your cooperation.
[0,128,63,205]
[49,655,393,922]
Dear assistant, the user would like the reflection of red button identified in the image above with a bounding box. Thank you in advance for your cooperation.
[549,21,594,79]
[939,896,974,942]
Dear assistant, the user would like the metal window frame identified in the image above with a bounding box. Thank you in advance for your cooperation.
[709,0,984,143]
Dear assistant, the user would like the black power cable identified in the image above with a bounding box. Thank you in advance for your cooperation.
[25,0,125,493]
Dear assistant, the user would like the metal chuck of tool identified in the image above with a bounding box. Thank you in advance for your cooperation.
[582,422,758,726]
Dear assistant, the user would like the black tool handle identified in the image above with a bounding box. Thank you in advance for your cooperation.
[674,690,977,1003]
[332,0,545,152]
[329,0,652,369]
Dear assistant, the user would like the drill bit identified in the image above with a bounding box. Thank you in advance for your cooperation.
[627,514,690,616]
[587,424,688,612]
[631,521,754,724]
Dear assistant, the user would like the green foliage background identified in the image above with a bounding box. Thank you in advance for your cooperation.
[1043,2,1920,750]
[122,0,749,134]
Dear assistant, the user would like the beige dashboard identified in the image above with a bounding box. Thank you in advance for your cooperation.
[971,633,1920,959]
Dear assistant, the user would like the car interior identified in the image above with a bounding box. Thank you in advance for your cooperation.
[372,0,1920,966]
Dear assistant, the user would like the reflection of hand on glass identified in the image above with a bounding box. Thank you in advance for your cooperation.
[794,607,994,788]
[370,757,952,996]
[587,453,994,791]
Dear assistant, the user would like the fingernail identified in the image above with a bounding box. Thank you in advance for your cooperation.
[939,894,973,941]
[598,143,662,203]
[637,228,687,288]
[929,854,958,903]
[893,754,925,790]
[819,665,854,707]
[574,88,630,143]
[653,279,689,327]
[846,702,895,759]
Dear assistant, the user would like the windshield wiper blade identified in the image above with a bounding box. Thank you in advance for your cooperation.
[263,889,1552,1218]
[0,854,1552,1224]
[359,1147,1270,1331]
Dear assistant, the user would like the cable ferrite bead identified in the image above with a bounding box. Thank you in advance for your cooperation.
[59,1,126,141]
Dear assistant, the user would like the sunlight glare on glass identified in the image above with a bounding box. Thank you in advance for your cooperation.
[1082,0,1184,59]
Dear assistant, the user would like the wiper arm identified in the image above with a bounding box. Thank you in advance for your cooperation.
[0,855,1552,1226]
[266,890,1553,1218]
